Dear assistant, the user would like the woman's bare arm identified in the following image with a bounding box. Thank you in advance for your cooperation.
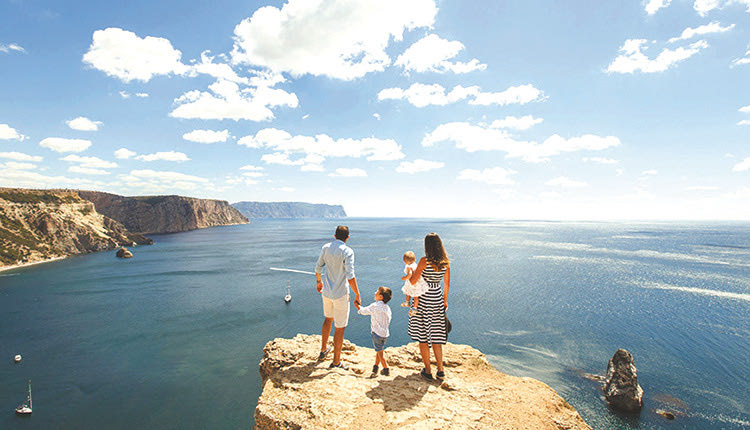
[409,257,426,285]
[443,264,450,308]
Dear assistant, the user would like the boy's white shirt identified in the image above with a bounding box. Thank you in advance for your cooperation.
[357,300,392,338]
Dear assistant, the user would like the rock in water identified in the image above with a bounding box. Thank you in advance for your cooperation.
[116,247,133,258]
[254,334,592,430]
[603,349,643,412]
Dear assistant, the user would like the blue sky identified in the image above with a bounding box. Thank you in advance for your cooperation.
[1,0,749,219]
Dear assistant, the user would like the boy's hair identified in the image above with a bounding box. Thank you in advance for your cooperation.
[403,251,416,263]
[378,286,392,304]
[334,225,349,241]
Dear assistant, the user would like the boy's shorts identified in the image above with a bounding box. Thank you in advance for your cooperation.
[371,332,388,352]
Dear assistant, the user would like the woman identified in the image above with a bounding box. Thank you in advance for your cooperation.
[408,232,450,381]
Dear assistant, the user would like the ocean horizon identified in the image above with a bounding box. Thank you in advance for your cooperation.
[1,219,748,429]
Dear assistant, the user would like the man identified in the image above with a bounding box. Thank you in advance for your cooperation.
[315,225,361,369]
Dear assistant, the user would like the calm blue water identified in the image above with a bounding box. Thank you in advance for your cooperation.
[1,219,748,429]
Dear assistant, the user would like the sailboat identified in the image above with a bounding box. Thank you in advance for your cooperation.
[15,380,32,415]
[284,282,292,303]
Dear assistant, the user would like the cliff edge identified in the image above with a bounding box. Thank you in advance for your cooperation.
[0,188,152,267]
[255,334,591,430]
[77,190,249,234]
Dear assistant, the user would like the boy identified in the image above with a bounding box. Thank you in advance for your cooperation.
[355,286,392,377]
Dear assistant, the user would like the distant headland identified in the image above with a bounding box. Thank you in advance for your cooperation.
[232,201,346,219]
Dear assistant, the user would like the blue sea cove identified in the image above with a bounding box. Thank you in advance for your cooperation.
[1,219,748,429]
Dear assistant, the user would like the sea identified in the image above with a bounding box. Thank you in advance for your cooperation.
[1,219,748,429]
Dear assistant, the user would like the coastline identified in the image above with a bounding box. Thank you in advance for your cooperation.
[0,256,67,274]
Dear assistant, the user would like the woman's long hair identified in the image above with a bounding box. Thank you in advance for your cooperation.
[424,233,449,271]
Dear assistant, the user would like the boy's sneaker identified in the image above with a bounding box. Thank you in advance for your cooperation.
[408,307,419,316]
[436,370,445,380]
[370,365,379,378]
[400,301,410,307]
[381,367,390,376]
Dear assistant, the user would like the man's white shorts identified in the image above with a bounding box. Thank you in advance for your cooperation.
[322,294,350,328]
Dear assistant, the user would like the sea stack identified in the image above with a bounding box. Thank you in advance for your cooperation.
[603,349,643,412]
[116,247,133,258]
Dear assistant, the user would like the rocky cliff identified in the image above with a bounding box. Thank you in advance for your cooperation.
[254,334,591,430]
[77,191,249,234]
[0,188,152,268]
[232,201,346,219]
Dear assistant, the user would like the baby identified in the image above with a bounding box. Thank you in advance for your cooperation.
[355,286,392,377]
[400,251,428,316]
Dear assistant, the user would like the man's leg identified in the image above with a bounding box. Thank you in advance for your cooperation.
[332,326,346,364]
[321,317,333,352]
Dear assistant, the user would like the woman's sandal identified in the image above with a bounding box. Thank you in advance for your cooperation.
[436,370,445,380]
[420,368,434,381]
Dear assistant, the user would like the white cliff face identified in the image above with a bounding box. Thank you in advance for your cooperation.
[254,334,592,430]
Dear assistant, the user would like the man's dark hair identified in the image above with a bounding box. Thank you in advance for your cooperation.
[378,286,392,304]
[335,225,349,241]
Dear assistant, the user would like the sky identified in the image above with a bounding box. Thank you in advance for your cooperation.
[1,0,750,219]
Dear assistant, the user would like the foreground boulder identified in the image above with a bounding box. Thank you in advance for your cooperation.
[254,334,591,430]
[603,349,643,412]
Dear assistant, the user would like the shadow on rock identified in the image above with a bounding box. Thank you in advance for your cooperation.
[365,373,431,412]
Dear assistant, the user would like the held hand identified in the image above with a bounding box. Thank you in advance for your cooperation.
[316,280,323,293]
[354,295,361,307]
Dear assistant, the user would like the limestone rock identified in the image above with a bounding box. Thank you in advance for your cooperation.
[254,334,592,430]
[0,188,153,267]
[77,190,249,234]
[116,247,133,258]
[603,349,643,412]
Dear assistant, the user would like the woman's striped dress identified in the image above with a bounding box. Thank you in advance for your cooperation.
[408,261,447,345]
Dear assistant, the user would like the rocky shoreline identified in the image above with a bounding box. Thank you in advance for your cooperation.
[254,334,591,430]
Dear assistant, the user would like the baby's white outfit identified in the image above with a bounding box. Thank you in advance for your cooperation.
[401,262,429,297]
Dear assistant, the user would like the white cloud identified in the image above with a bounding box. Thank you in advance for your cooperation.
[0,43,25,53]
[645,0,671,14]
[395,34,486,74]
[190,50,249,85]
[136,151,190,162]
[183,129,230,143]
[329,168,367,177]
[373,113,381,120]
[302,114,310,120]
[642,169,659,175]
[607,39,708,73]
[275,187,295,192]
[396,159,445,173]
[0,161,36,170]
[694,0,721,16]
[242,128,404,169]
[242,171,265,178]
[61,154,117,169]
[668,21,734,43]
[0,169,103,189]
[685,185,719,191]
[738,120,750,125]
[301,163,325,172]
[240,164,264,171]
[230,0,437,80]
[118,169,210,192]
[135,92,149,98]
[490,115,543,130]
[170,79,298,121]
[458,167,517,185]
[546,176,589,188]
[423,122,620,162]
[378,83,544,108]
[82,27,189,82]
[739,105,750,113]
[0,124,27,141]
[733,157,750,171]
[68,166,110,175]
[732,49,750,66]
[583,157,619,164]
[119,91,131,99]
[0,152,43,162]
[66,116,102,131]
[114,148,137,159]
[39,137,92,153]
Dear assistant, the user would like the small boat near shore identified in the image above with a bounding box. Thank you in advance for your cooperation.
[14,354,22,363]
[284,283,292,303]
[15,380,32,415]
